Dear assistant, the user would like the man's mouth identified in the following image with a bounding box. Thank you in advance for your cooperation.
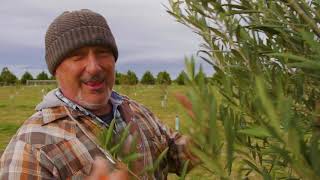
[83,80,104,90]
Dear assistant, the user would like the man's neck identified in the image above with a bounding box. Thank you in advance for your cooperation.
[90,101,113,116]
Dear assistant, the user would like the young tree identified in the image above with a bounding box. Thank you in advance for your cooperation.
[119,74,128,85]
[36,71,49,80]
[195,65,208,84]
[115,71,123,85]
[50,75,56,80]
[0,67,17,85]
[126,70,138,85]
[141,71,155,85]
[156,71,171,85]
[169,0,320,179]
[175,71,186,85]
[20,71,34,84]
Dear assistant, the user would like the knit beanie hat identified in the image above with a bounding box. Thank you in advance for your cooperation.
[45,9,118,75]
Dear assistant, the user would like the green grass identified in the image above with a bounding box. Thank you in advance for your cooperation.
[0,85,212,179]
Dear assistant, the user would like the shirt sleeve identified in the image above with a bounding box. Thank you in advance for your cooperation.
[0,139,59,180]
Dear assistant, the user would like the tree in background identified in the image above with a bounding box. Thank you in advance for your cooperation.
[169,0,320,179]
[20,71,34,85]
[175,71,186,85]
[0,67,17,85]
[156,71,171,85]
[115,71,122,85]
[36,71,49,80]
[141,71,155,85]
[194,65,208,84]
[50,75,56,80]
[118,70,139,85]
[126,70,139,85]
[119,74,129,85]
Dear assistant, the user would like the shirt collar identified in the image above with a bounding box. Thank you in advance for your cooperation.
[41,89,123,125]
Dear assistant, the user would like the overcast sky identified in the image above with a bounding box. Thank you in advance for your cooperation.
[0,0,213,78]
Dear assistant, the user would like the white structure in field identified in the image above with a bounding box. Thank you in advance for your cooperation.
[26,80,57,86]
[175,115,180,131]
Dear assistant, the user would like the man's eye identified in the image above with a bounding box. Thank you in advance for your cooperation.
[70,55,83,61]
[98,51,109,55]
[96,49,112,55]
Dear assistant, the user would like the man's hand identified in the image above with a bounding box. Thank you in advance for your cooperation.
[84,157,129,180]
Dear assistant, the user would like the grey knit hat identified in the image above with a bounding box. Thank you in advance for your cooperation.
[45,9,118,75]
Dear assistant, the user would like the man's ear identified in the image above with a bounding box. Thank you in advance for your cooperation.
[54,70,60,81]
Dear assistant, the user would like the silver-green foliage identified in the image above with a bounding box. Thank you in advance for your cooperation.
[168,0,320,179]
[98,120,168,179]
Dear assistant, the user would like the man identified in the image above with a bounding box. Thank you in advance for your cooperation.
[0,9,198,179]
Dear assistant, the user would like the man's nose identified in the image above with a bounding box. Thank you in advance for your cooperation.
[85,52,102,74]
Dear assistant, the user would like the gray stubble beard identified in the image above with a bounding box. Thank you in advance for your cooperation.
[75,89,111,110]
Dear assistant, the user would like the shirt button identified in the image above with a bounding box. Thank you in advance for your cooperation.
[137,144,142,149]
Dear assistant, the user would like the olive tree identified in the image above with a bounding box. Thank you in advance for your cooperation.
[168,0,320,179]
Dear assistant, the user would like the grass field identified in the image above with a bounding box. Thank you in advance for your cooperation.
[0,85,212,179]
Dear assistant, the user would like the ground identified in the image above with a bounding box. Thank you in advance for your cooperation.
[0,85,212,179]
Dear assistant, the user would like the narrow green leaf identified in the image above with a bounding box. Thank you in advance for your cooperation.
[238,126,271,138]
[179,160,190,180]
[143,147,169,173]
[267,53,319,67]
[104,119,116,149]
[208,91,219,154]
[122,153,143,164]
[110,123,131,154]
[255,76,282,139]
[243,159,263,175]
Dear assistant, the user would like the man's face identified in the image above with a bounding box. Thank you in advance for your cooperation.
[55,46,115,110]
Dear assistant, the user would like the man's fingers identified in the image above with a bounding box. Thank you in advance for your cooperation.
[85,157,129,180]
[91,156,112,176]
[109,169,129,180]
[98,169,129,180]
[84,157,112,180]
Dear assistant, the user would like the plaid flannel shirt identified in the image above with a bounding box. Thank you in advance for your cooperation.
[0,90,198,180]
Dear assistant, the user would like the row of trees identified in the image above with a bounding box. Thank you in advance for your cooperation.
[0,67,53,85]
[116,70,174,85]
[116,69,209,85]
[0,67,208,85]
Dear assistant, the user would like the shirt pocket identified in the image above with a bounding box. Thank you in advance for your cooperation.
[41,138,94,179]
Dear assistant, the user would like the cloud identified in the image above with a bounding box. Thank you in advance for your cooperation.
[0,0,208,77]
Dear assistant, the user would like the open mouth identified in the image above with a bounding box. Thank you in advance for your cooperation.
[83,80,105,90]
